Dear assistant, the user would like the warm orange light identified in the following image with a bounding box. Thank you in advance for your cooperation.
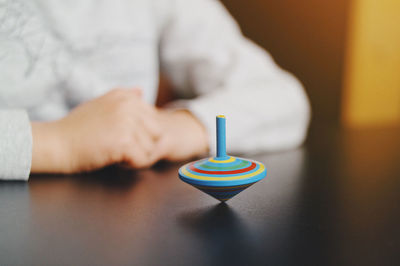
[342,0,400,127]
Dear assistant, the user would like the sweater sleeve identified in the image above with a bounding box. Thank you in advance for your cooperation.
[0,110,32,181]
[159,0,311,155]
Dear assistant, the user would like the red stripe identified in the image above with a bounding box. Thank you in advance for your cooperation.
[189,162,257,175]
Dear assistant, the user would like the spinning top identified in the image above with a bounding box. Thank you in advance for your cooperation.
[179,115,267,202]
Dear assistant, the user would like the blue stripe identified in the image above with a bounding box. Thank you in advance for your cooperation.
[194,158,242,168]
[194,159,251,171]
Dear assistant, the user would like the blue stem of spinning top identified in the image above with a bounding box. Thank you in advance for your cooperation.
[216,115,227,158]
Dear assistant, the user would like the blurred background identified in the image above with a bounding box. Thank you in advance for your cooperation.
[221,0,400,130]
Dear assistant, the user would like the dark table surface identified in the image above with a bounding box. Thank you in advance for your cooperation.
[1,125,400,266]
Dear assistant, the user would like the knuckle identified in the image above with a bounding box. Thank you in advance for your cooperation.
[106,88,123,99]
[117,133,134,150]
[117,95,137,110]
[112,101,133,120]
[110,88,126,95]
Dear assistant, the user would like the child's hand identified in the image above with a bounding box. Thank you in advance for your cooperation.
[154,110,209,162]
[31,89,162,173]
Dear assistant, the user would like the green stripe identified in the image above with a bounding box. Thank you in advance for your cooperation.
[198,160,249,170]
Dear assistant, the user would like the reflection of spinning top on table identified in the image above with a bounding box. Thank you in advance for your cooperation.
[179,115,267,202]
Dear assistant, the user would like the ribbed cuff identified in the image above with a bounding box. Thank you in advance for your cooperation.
[0,110,32,181]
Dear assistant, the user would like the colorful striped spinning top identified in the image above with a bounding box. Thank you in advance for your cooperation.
[179,115,267,202]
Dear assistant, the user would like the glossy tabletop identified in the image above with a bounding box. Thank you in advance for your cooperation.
[1,125,400,266]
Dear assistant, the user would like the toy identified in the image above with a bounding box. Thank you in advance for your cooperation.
[178,115,267,202]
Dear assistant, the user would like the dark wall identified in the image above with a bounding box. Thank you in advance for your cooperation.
[221,0,350,124]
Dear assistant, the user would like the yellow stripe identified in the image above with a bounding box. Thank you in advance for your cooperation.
[217,115,226,118]
[181,164,265,181]
[208,156,235,163]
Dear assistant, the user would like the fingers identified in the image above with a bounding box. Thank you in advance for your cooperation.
[139,115,161,140]
[134,127,156,157]
[151,135,170,161]
[123,145,150,169]
[121,112,162,169]
[106,87,165,168]
[127,94,162,140]
[121,120,166,169]
[122,133,160,169]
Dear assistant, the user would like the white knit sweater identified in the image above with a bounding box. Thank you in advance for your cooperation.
[0,0,311,180]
